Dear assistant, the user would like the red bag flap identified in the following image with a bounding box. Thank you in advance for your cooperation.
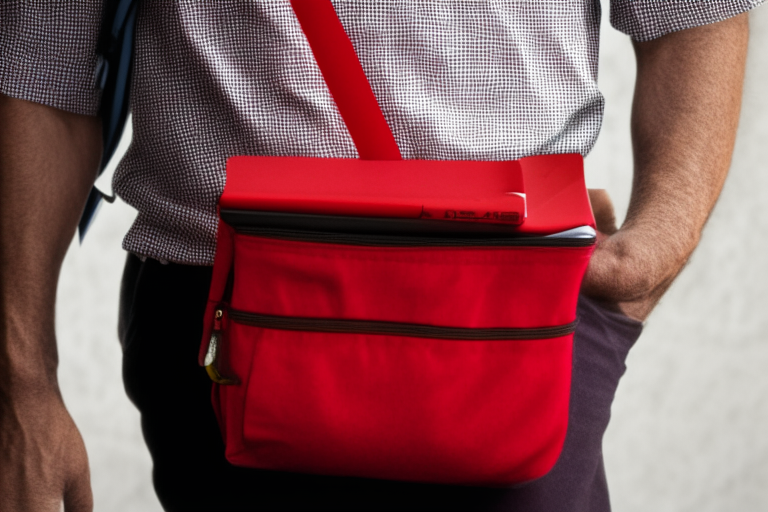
[220,152,593,234]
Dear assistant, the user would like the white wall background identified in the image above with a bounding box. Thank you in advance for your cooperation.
[55,6,768,511]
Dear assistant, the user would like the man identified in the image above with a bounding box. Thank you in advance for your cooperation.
[0,1,760,510]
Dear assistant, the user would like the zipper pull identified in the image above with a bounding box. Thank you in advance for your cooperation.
[204,308,239,385]
[202,308,222,368]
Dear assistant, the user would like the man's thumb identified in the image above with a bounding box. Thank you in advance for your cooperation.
[588,188,618,235]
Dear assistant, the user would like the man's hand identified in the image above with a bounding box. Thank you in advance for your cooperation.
[584,189,668,321]
[581,13,750,321]
[0,94,101,511]
[0,390,92,511]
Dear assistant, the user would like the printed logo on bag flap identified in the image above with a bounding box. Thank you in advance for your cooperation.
[443,210,521,223]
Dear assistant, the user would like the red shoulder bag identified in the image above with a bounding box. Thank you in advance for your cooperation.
[198,0,596,486]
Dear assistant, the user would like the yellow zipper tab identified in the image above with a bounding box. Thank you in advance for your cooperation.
[204,309,239,385]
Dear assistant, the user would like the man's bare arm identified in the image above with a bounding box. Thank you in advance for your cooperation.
[0,94,101,511]
[583,13,749,320]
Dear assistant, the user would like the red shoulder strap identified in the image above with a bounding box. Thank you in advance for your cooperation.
[290,0,402,160]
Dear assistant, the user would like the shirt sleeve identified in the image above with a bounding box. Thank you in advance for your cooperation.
[0,0,103,115]
[610,0,764,42]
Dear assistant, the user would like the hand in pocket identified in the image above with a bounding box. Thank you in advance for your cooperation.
[581,189,673,322]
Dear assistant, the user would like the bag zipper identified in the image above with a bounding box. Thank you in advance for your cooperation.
[227,309,577,341]
[220,209,596,248]
[231,227,594,248]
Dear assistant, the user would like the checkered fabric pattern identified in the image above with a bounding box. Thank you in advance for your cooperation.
[0,1,102,115]
[1,0,762,265]
[611,0,764,42]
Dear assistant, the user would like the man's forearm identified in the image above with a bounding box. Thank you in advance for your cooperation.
[583,14,749,319]
[0,93,101,512]
[0,94,101,388]
[626,13,749,292]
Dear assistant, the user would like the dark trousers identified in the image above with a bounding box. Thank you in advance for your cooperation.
[119,254,642,512]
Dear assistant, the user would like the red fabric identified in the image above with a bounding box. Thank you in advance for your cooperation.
[208,233,591,485]
[519,154,596,232]
[202,153,596,484]
[221,153,595,233]
[231,235,591,329]
[222,156,526,224]
[221,325,574,485]
[290,0,401,160]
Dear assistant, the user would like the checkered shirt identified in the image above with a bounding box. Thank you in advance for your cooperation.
[1,0,763,265]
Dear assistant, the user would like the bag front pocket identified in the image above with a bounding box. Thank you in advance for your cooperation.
[210,214,594,486]
[230,318,574,485]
